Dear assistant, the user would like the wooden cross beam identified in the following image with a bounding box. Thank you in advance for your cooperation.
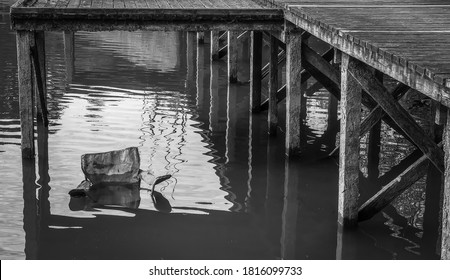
[259,47,334,111]
[358,143,442,221]
[30,45,48,127]
[348,58,445,174]
[360,83,410,137]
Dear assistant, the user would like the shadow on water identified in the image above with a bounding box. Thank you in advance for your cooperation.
[0,5,443,258]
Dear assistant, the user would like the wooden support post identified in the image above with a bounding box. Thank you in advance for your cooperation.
[210,30,220,61]
[285,28,302,155]
[250,31,262,112]
[367,71,383,179]
[338,53,362,227]
[227,31,239,83]
[423,102,447,256]
[268,35,278,135]
[441,108,450,259]
[63,31,75,84]
[17,31,36,159]
[197,32,205,44]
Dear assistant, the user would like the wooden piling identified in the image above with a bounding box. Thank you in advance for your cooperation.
[17,31,36,159]
[338,53,362,227]
[228,31,239,83]
[63,31,75,84]
[197,31,205,44]
[268,35,278,135]
[250,31,262,112]
[210,30,220,61]
[285,28,302,155]
[441,108,450,259]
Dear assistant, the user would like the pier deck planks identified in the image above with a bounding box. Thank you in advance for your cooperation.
[255,0,450,105]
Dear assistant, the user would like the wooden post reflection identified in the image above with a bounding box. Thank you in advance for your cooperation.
[281,158,299,259]
[226,82,238,163]
[186,32,197,96]
[250,31,262,112]
[63,31,75,84]
[209,59,219,132]
[37,115,51,224]
[196,36,205,108]
[22,158,39,259]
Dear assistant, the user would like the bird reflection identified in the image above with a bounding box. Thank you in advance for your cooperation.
[151,191,172,213]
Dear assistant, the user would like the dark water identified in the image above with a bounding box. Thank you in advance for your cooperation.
[0,1,442,259]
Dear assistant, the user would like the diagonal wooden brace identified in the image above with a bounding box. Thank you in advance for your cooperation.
[30,45,48,127]
[358,142,442,221]
[348,58,444,173]
[259,47,334,111]
[360,83,410,136]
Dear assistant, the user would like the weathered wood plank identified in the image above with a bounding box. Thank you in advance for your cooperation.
[250,31,263,112]
[16,31,35,159]
[268,35,278,135]
[285,28,302,155]
[227,31,239,83]
[348,57,445,173]
[338,53,361,227]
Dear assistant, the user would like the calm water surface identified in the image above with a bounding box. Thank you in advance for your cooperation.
[0,1,442,259]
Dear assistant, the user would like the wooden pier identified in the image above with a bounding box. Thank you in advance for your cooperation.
[10,0,450,259]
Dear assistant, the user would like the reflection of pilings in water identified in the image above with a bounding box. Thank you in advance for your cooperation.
[281,158,299,259]
[225,82,237,164]
[265,136,284,256]
[22,158,39,259]
[196,34,204,108]
[36,117,51,227]
[63,31,75,85]
[246,105,268,213]
[209,58,219,132]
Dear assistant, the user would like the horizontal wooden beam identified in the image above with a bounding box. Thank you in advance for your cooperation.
[12,19,284,32]
[349,57,445,174]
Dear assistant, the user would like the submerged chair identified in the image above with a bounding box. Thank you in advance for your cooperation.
[68,147,171,211]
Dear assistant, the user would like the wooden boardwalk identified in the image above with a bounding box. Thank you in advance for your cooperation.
[9,0,450,259]
[10,0,284,31]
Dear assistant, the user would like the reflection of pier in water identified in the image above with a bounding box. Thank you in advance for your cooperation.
[18,30,437,259]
